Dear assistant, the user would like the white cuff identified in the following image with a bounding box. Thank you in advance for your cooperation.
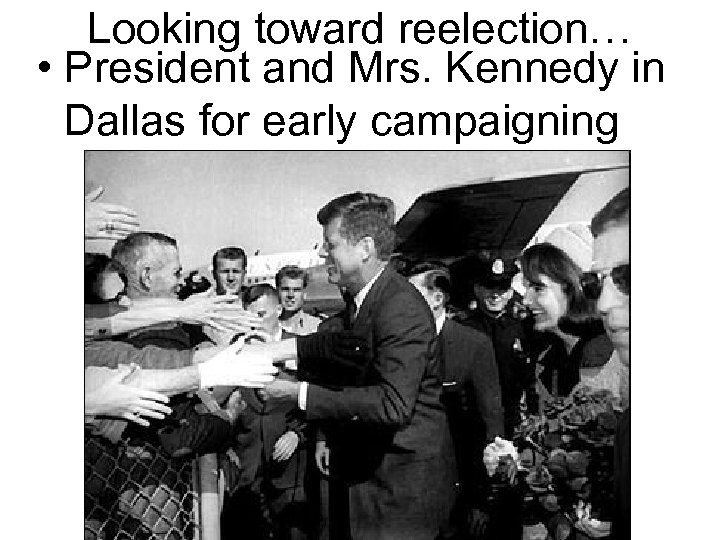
[298,381,309,411]
[197,361,219,389]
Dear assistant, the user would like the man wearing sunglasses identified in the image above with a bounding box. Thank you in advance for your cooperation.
[583,195,630,369]
[577,187,630,540]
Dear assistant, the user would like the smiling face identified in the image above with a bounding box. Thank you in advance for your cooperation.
[592,223,630,365]
[318,216,365,294]
[278,277,306,314]
[522,274,569,333]
[214,258,246,295]
[475,284,514,315]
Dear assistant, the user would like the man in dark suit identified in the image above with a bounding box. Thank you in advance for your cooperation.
[407,262,504,539]
[579,188,630,540]
[260,193,456,540]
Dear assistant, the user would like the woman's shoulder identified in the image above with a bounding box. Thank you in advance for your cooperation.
[578,331,615,368]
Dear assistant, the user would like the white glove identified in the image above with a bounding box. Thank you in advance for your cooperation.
[574,502,612,538]
[198,337,278,388]
[483,436,519,477]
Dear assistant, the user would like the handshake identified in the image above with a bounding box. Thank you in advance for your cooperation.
[196,330,370,390]
[197,334,279,389]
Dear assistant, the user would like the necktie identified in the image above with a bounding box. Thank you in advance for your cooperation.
[343,293,357,329]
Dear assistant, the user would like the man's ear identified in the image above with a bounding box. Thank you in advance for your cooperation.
[139,267,153,291]
[473,283,483,299]
[359,236,375,261]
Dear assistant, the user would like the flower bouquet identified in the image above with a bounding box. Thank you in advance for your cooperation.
[487,385,622,539]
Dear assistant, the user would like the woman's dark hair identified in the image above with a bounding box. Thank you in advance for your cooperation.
[520,243,599,336]
[84,253,126,304]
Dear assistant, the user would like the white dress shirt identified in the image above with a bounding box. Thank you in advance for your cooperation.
[435,311,447,335]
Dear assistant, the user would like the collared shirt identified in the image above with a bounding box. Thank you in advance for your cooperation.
[353,263,386,317]
[435,311,447,335]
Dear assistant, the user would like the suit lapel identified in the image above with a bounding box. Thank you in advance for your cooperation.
[352,266,392,332]
[442,319,455,346]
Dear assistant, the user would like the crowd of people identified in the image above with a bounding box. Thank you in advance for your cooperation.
[85,186,630,540]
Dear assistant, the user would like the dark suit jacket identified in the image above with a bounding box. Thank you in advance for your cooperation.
[235,331,308,491]
[235,385,308,490]
[463,309,533,437]
[305,266,456,540]
[439,318,504,507]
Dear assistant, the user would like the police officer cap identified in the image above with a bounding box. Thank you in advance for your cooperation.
[474,257,518,289]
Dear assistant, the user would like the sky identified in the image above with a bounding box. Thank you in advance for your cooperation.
[85,150,628,269]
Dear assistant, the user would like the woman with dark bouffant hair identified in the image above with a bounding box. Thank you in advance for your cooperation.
[520,242,613,403]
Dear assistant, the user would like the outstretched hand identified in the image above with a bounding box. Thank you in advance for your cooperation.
[197,336,278,388]
[85,186,140,240]
[467,508,490,538]
[85,364,172,426]
[179,291,263,333]
[272,431,299,461]
[574,502,612,538]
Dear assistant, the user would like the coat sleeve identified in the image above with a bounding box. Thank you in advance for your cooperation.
[84,339,193,369]
[465,330,505,507]
[296,330,370,386]
[468,332,505,442]
[306,289,435,427]
[285,407,309,446]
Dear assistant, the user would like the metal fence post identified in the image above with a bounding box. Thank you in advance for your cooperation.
[198,453,221,540]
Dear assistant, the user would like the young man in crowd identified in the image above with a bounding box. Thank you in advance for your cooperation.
[276,265,321,336]
[222,284,310,540]
[406,262,504,539]
[213,246,247,296]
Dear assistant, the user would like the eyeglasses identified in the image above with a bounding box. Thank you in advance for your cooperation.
[580,264,630,300]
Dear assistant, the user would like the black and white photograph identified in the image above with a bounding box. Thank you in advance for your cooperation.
[84,150,629,540]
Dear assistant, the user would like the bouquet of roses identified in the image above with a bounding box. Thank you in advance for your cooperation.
[506,385,622,538]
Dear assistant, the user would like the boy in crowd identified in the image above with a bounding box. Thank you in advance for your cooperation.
[276,265,321,336]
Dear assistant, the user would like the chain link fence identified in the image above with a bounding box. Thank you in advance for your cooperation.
[85,433,219,540]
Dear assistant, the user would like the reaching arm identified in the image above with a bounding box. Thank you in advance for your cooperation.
[469,333,505,442]
[85,338,278,394]
[84,186,140,240]
[465,331,505,508]
[133,365,202,395]
[85,339,194,370]
[84,295,262,340]
[85,365,172,425]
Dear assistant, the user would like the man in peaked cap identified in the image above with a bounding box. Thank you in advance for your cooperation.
[462,256,534,439]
